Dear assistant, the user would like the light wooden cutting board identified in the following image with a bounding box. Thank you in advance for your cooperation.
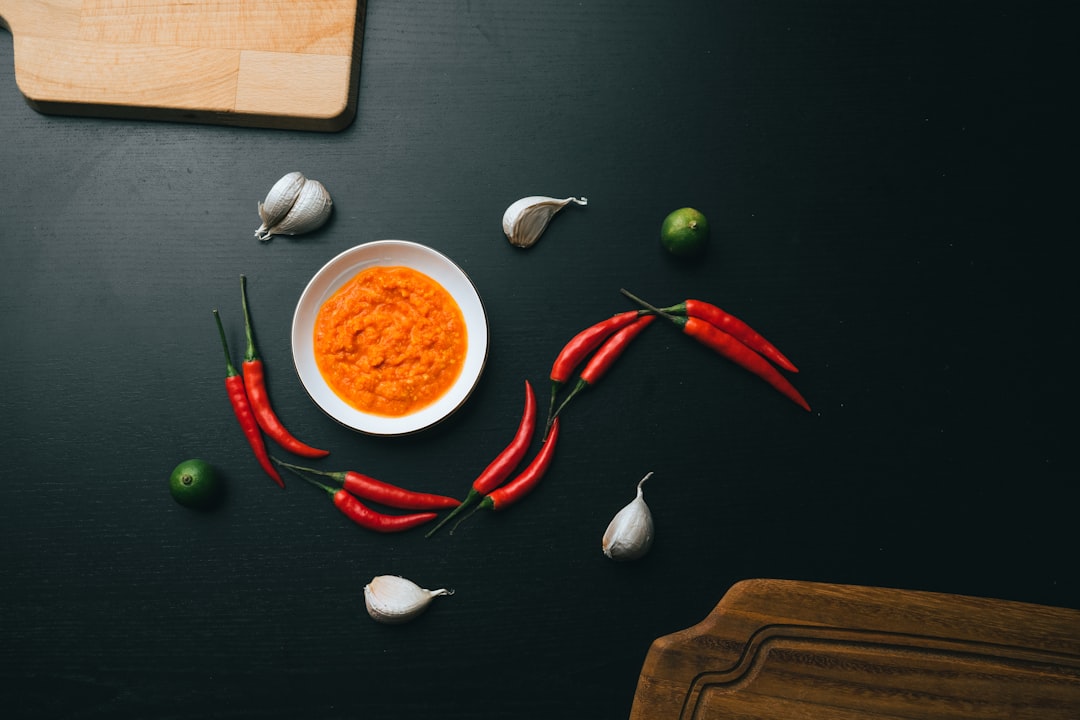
[630,579,1080,719]
[0,0,365,131]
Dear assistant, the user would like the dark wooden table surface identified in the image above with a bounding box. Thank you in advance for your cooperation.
[1,2,1074,719]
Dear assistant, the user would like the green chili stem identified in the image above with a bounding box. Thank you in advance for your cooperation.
[655,301,688,315]
[240,274,261,363]
[273,459,345,484]
[213,310,241,378]
[449,500,487,535]
[546,381,564,431]
[275,459,336,496]
[424,489,481,538]
[619,289,685,328]
[547,377,587,434]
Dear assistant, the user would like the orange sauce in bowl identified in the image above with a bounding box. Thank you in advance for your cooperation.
[313,266,467,417]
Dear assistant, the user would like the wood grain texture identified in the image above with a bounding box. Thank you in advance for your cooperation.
[630,579,1080,719]
[0,0,365,130]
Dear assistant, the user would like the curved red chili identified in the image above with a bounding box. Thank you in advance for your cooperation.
[547,310,642,421]
[480,418,560,511]
[681,317,810,411]
[213,310,284,488]
[425,380,537,537]
[291,471,437,532]
[471,380,537,496]
[549,314,657,425]
[240,275,329,458]
[622,289,810,411]
[275,459,460,510]
[660,298,798,373]
[578,314,656,385]
[330,488,437,533]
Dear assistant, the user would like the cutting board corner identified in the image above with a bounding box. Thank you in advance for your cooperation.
[5,0,367,132]
[629,579,1080,719]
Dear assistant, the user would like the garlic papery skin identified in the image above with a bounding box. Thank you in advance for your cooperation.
[255,172,333,241]
[364,575,453,624]
[602,472,654,561]
[502,195,587,248]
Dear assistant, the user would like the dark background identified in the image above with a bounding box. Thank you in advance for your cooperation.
[1,1,1075,718]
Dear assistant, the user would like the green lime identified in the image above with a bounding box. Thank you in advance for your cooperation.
[660,207,710,257]
[169,459,221,509]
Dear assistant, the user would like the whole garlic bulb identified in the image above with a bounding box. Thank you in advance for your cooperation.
[602,472,654,561]
[363,575,453,624]
[502,195,587,248]
[255,171,333,241]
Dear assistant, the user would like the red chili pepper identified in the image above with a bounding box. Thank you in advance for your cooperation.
[324,484,436,532]
[285,465,437,531]
[658,298,798,373]
[621,290,810,412]
[547,310,642,422]
[274,459,460,510]
[479,418,560,511]
[471,379,538,496]
[425,380,537,537]
[549,314,657,425]
[240,275,329,458]
[683,317,810,410]
[213,310,284,488]
[332,490,436,533]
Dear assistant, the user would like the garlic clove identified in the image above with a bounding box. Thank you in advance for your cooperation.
[261,179,332,239]
[602,472,654,561]
[502,195,587,248]
[364,575,453,624]
[262,178,333,239]
[255,173,333,241]
[255,171,306,240]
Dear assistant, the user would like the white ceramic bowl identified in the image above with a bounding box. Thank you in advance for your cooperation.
[292,240,489,435]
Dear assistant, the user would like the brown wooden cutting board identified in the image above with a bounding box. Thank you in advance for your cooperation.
[0,0,365,131]
[630,579,1080,719]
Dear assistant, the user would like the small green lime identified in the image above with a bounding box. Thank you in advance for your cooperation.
[169,459,221,509]
[660,207,710,257]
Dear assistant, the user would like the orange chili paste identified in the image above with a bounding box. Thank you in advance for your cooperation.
[313,266,467,417]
